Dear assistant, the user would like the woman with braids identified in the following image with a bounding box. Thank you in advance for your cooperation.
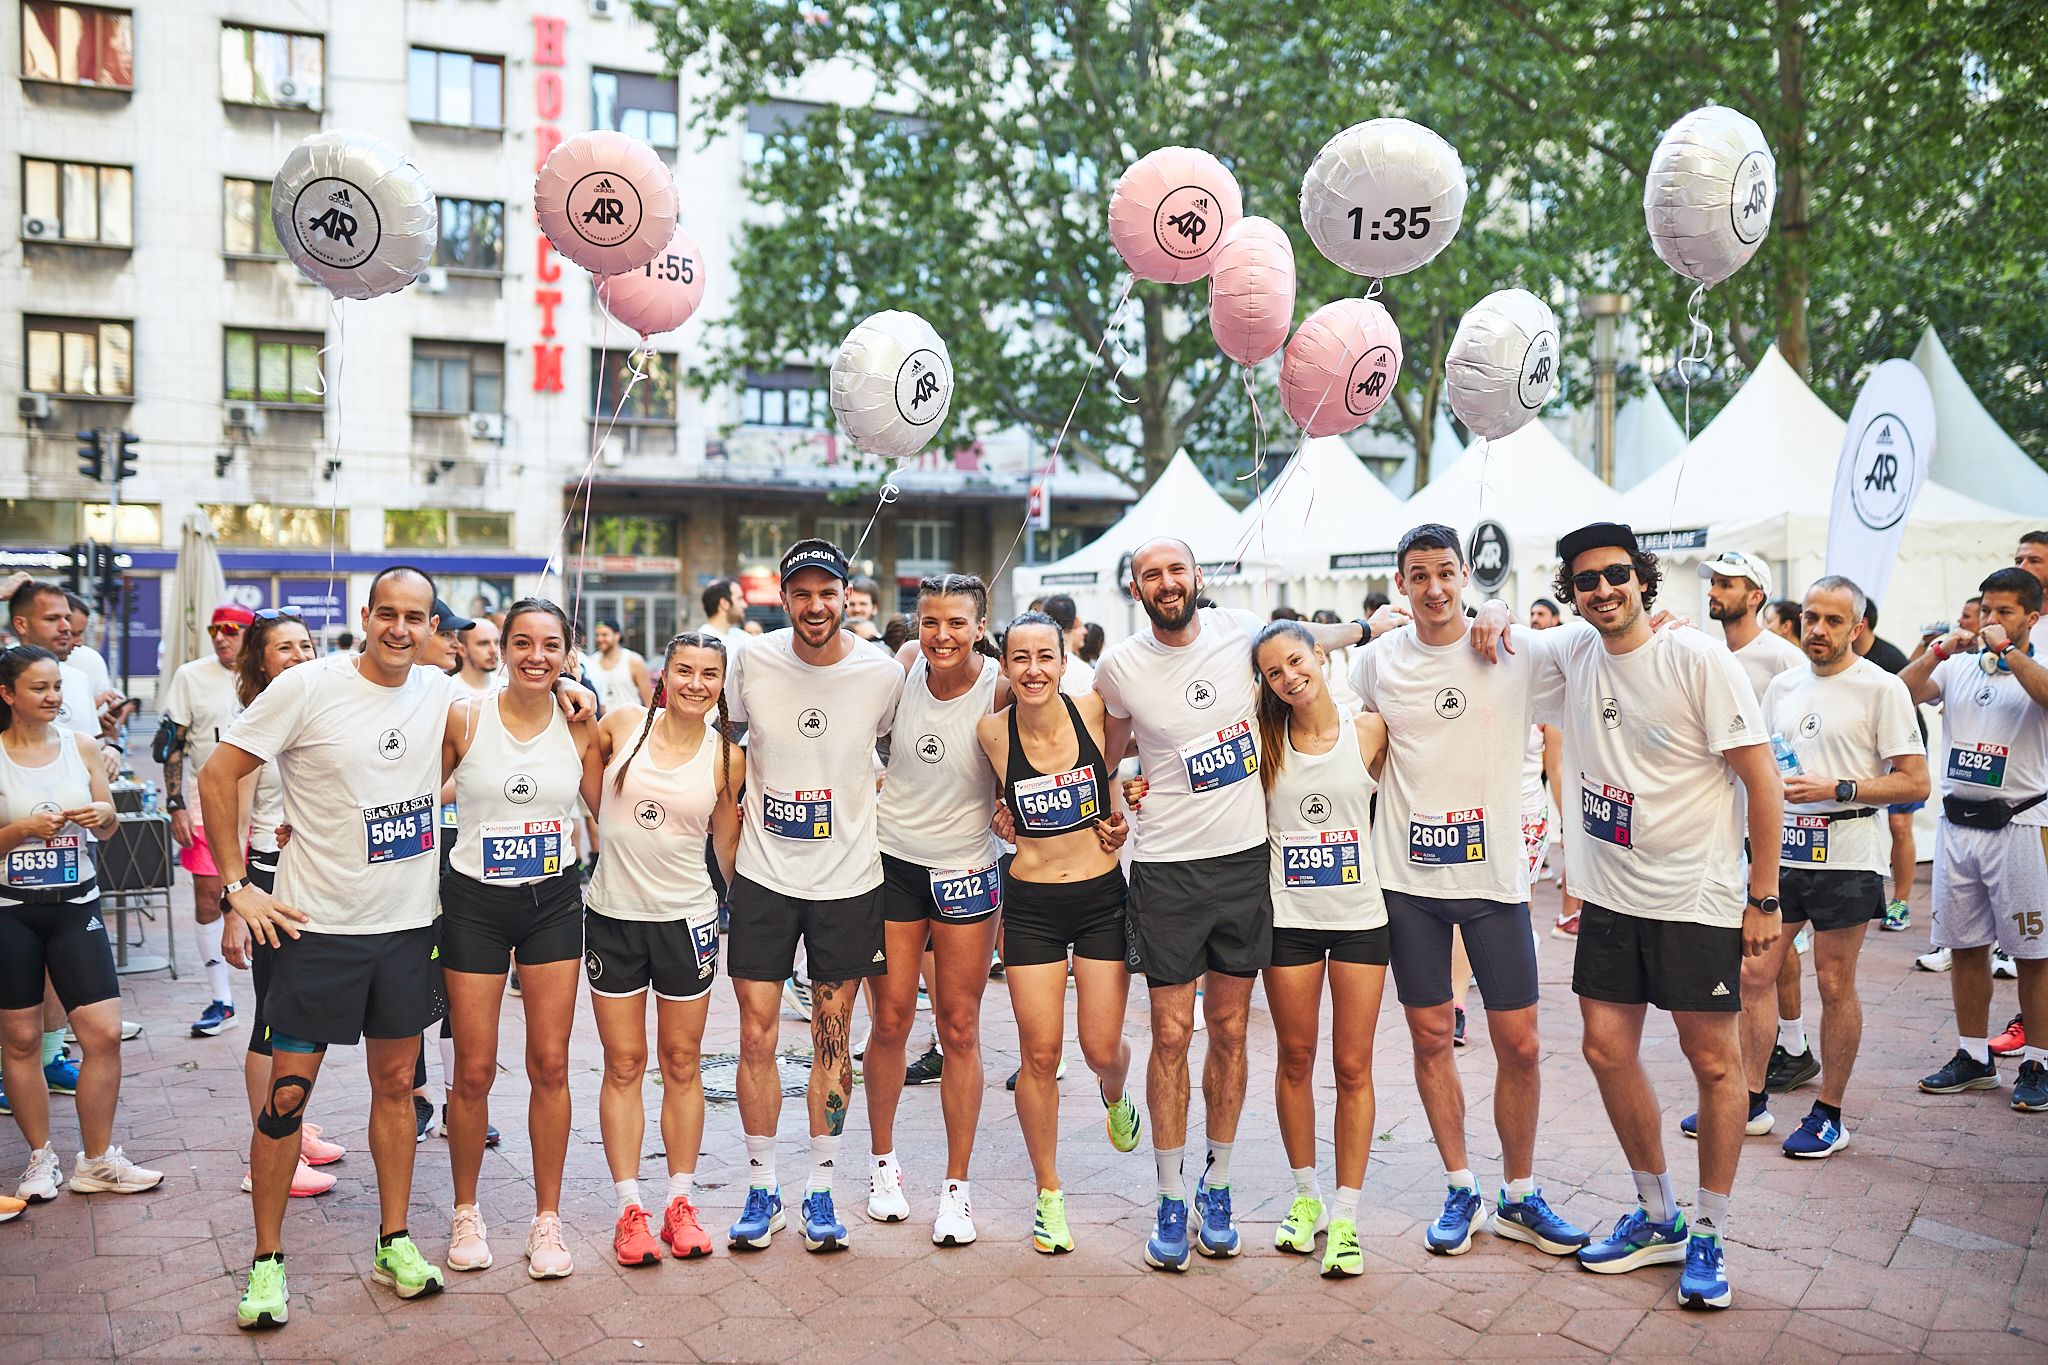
[1253,619,1389,1279]
[975,611,1136,1256]
[864,574,1007,1244]
[437,598,604,1279]
[586,632,741,1267]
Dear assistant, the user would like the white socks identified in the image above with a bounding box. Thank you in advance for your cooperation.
[1333,1187,1361,1224]
[1155,1146,1185,1201]
[1778,1016,1808,1055]
[668,1169,693,1204]
[1504,1176,1536,1203]
[1445,1167,1477,1192]
[744,1132,776,1190]
[615,1179,640,1215]
[1201,1139,1233,1190]
[1291,1165,1320,1201]
[1632,1169,1677,1223]
[808,1134,840,1194]
[1694,1188,1731,1239]
[1960,1035,1991,1065]
[2024,1045,2048,1068]
[198,918,231,1005]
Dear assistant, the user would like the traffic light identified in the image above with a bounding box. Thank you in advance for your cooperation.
[76,429,103,480]
[114,430,139,481]
[63,543,87,595]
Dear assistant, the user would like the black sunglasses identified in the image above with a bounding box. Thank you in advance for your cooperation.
[1570,564,1636,594]
[254,606,304,621]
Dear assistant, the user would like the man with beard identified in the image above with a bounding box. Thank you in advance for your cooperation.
[722,539,905,1253]
[1100,537,1402,1270]
[1538,523,1782,1311]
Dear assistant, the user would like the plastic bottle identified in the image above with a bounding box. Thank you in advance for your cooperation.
[1769,733,1801,775]
[141,780,159,814]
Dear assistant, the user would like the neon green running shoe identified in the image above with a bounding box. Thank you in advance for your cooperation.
[371,1233,445,1300]
[1032,1188,1074,1255]
[1275,1193,1327,1254]
[1322,1218,1362,1277]
[236,1256,288,1329]
[1104,1093,1142,1153]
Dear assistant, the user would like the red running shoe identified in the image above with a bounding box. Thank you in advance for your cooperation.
[613,1205,661,1267]
[661,1195,714,1259]
[1991,1014,2026,1057]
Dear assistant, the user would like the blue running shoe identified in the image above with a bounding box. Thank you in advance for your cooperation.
[1493,1188,1591,1255]
[1781,1108,1849,1158]
[1681,1093,1772,1139]
[1144,1196,1192,1271]
[1424,1185,1486,1256]
[191,1000,236,1037]
[1677,1230,1731,1309]
[800,1190,847,1252]
[0,1076,9,1116]
[1578,1207,1688,1274]
[1192,1183,1240,1258]
[43,1055,79,1096]
[727,1186,784,1250]
[2014,1060,2048,1113]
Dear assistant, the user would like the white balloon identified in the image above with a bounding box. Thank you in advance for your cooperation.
[270,131,437,300]
[830,311,954,459]
[1643,104,1777,287]
[1446,289,1560,441]
[1300,118,1467,278]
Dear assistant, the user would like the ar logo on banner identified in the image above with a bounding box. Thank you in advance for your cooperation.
[1849,412,1915,531]
[1467,520,1511,592]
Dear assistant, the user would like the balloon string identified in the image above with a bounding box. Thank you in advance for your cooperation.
[315,299,345,618]
[851,469,906,561]
[1235,369,1275,603]
[1364,277,1384,301]
[542,292,647,623]
[1668,282,1713,532]
[1106,279,1143,408]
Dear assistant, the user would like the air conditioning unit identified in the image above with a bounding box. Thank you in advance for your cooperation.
[18,392,52,423]
[417,267,449,294]
[469,411,505,442]
[21,215,58,241]
[223,401,264,434]
[588,0,617,17]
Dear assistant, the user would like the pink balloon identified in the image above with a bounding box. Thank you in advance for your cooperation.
[1107,146,1243,284]
[1208,216,1296,366]
[534,131,678,277]
[1279,298,1404,436]
[596,227,708,338]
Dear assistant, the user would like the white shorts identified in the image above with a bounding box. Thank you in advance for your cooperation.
[1931,819,2048,959]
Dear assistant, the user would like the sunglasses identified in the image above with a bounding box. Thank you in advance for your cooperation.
[254,606,304,621]
[1570,564,1637,594]
[208,622,243,635]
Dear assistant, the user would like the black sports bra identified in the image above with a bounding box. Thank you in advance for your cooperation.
[1003,694,1113,839]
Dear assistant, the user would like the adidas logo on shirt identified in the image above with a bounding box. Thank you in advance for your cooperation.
[1711,982,1730,997]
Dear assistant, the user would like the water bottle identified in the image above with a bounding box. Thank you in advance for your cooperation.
[1769,733,1801,775]
[141,780,159,814]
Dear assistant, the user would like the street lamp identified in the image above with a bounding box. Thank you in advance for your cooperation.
[1579,293,1631,487]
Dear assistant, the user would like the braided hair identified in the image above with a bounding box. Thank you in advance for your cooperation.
[612,631,736,797]
[916,573,1001,660]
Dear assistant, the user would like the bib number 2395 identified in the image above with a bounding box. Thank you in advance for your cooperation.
[1180,720,1257,794]
[1581,779,1635,849]
[364,794,436,865]
[764,787,832,840]
[1282,830,1361,889]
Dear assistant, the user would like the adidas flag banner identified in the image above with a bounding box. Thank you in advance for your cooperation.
[1825,358,1935,612]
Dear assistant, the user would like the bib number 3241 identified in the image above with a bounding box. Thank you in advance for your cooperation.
[482,819,569,882]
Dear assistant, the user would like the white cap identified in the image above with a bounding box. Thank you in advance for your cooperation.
[1699,550,1773,598]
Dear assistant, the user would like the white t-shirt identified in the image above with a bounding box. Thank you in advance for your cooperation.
[1763,658,1923,874]
[727,629,905,898]
[593,648,646,711]
[1059,655,1097,696]
[1352,622,1544,903]
[222,653,452,934]
[1534,626,1765,925]
[1933,655,2048,824]
[163,657,242,788]
[53,659,99,738]
[71,643,112,698]
[1732,628,1805,704]
[1095,607,1265,863]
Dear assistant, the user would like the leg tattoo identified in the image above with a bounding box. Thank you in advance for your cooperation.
[813,981,853,1137]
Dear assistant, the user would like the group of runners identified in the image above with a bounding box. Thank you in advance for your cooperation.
[0,521,2041,1332]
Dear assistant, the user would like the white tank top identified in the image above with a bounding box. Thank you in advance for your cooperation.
[878,655,1001,871]
[0,730,99,901]
[586,716,719,924]
[1264,713,1386,931]
[595,649,644,711]
[450,696,584,885]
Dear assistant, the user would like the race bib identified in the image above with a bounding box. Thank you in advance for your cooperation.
[1781,813,1830,866]
[481,818,570,882]
[1409,808,1487,866]
[763,787,832,841]
[440,801,459,830]
[930,862,1001,919]
[688,914,719,969]
[363,794,435,865]
[1179,719,1257,794]
[1580,778,1635,849]
[1947,742,2009,788]
[1013,767,1100,834]
[1281,829,1362,889]
[6,835,82,889]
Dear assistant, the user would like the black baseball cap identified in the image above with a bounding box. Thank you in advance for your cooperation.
[779,540,850,583]
[433,597,475,633]
[1556,522,1640,569]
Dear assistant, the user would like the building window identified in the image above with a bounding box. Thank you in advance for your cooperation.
[21,158,131,245]
[737,516,793,565]
[0,497,155,544]
[591,350,678,425]
[407,48,503,129]
[742,367,828,429]
[221,178,283,257]
[384,509,513,550]
[24,315,130,397]
[743,99,825,164]
[410,341,503,414]
[20,2,132,89]
[225,329,322,407]
[586,515,677,558]
[1027,526,1088,563]
[592,69,678,150]
[204,504,346,549]
[435,198,503,271]
[219,24,322,109]
[898,519,956,564]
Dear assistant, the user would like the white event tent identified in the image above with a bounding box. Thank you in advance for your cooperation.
[1613,386,1689,492]
[1203,437,1410,613]
[1912,326,2048,515]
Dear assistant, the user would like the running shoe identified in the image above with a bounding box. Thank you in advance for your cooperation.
[1793,924,1813,955]
[989,952,1005,980]
[439,1104,501,1148]
[1275,1193,1327,1254]
[728,1186,784,1250]
[1880,900,1911,932]
[191,1000,236,1037]
[1032,1188,1073,1254]
[1424,1185,1486,1256]
[2014,1060,2048,1113]
[239,1160,335,1197]
[525,1212,573,1279]
[904,1044,944,1086]
[852,1026,869,1061]
[237,1256,288,1330]
[70,1147,162,1194]
[1681,1093,1772,1138]
[614,1206,660,1266]
[0,1078,8,1116]
[1452,1006,1468,1048]
[1677,1230,1731,1309]
[1991,1015,2027,1056]
[1493,1188,1592,1255]
[1104,1093,1141,1153]
[506,967,522,998]
[0,1193,24,1224]
[300,1123,346,1166]
[16,1146,60,1202]
[1144,1196,1192,1271]
[932,1181,975,1246]
[1551,913,1581,940]
[1322,1218,1362,1278]
[42,1055,79,1095]
[447,1203,493,1271]
[1006,1055,1066,1091]
[801,1190,847,1252]
[1192,1183,1239,1257]
[413,1095,436,1142]
[1577,1207,1688,1274]
[783,977,814,1021]
[1993,950,2019,980]
[660,1196,713,1259]
[1782,1108,1849,1158]
[370,1233,444,1300]
[1919,1049,2000,1093]
[1765,1044,1821,1093]
[1914,947,1952,973]
[868,1158,909,1222]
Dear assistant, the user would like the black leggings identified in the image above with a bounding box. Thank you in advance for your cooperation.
[0,891,117,1013]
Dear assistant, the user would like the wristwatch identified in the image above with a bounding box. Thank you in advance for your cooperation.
[1746,890,1781,914]
[223,876,253,896]
[1351,618,1374,647]
[1834,779,1858,804]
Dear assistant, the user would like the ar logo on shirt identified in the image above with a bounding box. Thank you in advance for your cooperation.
[31,800,60,819]
[1300,793,1332,825]
[1434,688,1467,719]
[504,774,537,804]
[1186,680,1216,710]
[1798,712,1823,739]
[1599,697,1622,730]
[377,728,407,760]
[1976,685,1997,707]
[634,800,664,830]
[916,734,945,763]
[798,708,829,737]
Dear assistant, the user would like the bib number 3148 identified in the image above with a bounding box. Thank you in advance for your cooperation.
[1581,779,1635,849]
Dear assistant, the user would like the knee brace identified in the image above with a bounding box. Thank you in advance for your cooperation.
[255,1075,313,1140]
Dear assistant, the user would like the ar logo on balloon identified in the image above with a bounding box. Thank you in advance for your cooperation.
[1345,346,1396,417]
[567,170,642,247]
[892,348,947,426]
[1152,185,1220,261]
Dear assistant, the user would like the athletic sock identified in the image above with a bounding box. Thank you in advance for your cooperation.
[1694,1188,1731,1239]
[807,1134,840,1194]
[1778,1016,1808,1055]
[41,1031,63,1067]
[2025,1045,2048,1068]
[1155,1146,1185,1201]
[1333,1187,1361,1224]
[668,1170,693,1204]
[1445,1167,1477,1193]
[439,1035,457,1087]
[1815,1101,1842,1125]
[1504,1176,1536,1203]
[1632,1169,1677,1223]
[1201,1139,1233,1190]
[1749,1088,1769,1110]
[871,1149,898,1172]
[1291,1165,1321,1201]
[615,1179,641,1215]
[743,1132,776,1190]
[378,1228,408,1248]
[1960,1035,1991,1065]
[199,918,232,1005]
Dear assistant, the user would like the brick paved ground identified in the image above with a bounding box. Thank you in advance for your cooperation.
[2,872,2045,1362]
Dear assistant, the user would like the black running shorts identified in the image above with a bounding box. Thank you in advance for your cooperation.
[880,852,1001,927]
[262,924,444,1046]
[1002,869,1128,967]
[241,853,279,1057]
[584,910,718,1002]
[438,867,585,973]
[1779,868,1884,932]
[1126,845,1272,986]
[726,875,886,984]
[1571,902,1742,1014]
[1269,923,1390,968]
[0,893,117,1013]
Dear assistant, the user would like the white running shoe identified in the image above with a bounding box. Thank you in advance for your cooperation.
[69,1147,164,1194]
[1993,950,2019,980]
[17,1146,61,1202]
[1915,947,1953,973]
[867,1158,909,1223]
[932,1181,975,1246]
[783,977,814,1021]
[448,1202,494,1271]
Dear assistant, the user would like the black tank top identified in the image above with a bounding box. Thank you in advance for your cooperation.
[1003,694,1113,839]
